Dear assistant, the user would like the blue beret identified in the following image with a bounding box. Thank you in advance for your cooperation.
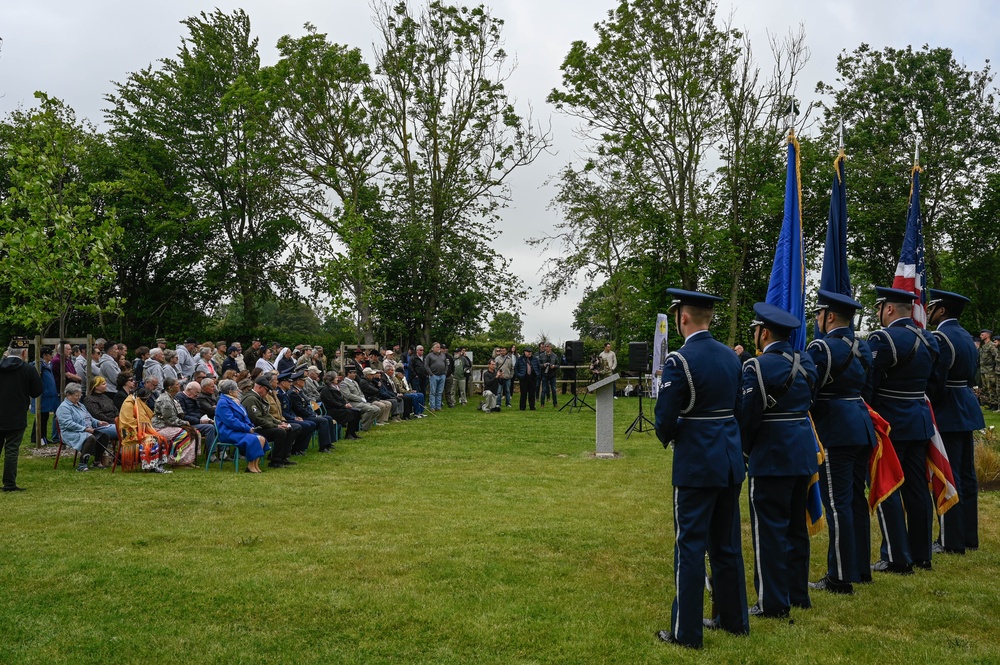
[666,288,723,313]
[751,302,801,333]
[874,286,918,304]
[277,371,294,382]
[814,289,862,314]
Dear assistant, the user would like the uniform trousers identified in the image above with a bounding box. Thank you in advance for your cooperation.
[671,484,749,648]
[258,426,292,463]
[939,430,978,551]
[749,475,811,616]
[1,429,25,489]
[818,444,870,583]
[877,438,931,565]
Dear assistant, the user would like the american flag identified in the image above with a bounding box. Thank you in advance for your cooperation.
[891,165,926,327]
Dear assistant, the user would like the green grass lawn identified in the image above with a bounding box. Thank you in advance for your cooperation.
[3,401,1000,664]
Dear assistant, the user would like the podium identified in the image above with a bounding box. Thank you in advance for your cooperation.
[586,373,620,458]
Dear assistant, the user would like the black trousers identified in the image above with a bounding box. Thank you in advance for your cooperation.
[259,427,292,463]
[939,430,978,551]
[327,408,361,436]
[1,428,25,489]
[519,375,537,410]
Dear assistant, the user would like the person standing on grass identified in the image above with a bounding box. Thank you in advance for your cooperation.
[741,302,817,620]
[514,347,540,411]
[926,290,985,554]
[807,291,877,595]
[653,289,748,649]
[865,287,940,575]
[425,343,448,412]
[0,338,43,492]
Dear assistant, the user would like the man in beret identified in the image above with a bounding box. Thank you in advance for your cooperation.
[241,375,294,468]
[927,290,985,554]
[289,371,336,452]
[741,302,818,619]
[654,289,749,648]
[864,287,940,573]
[978,329,998,410]
[277,371,318,455]
[1,338,43,491]
[807,290,877,594]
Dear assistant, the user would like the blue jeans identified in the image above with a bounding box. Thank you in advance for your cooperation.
[497,378,513,406]
[429,374,446,410]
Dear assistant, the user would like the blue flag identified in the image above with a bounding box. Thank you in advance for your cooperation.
[814,151,851,340]
[766,133,808,351]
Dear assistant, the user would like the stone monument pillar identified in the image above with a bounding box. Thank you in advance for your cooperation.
[587,373,620,458]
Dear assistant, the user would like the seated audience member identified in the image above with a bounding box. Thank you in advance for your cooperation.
[195,347,218,379]
[276,347,295,375]
[302,366,323,404]
[113,372,136,412]
[151,378,197,468]
[276,371,317,456]
[255,347,277,373]
[198,378,219,418]
[89,346,103,382]
[82,376,121,442]
[132,346,150,384]
[213,379,267,473]
[221,345,241,376]
[288,371,336,452]
[175,338,198,379]
[387,365,426,418]
[56,383,113,471]
[72,344,88,380]
[162,349,180,383]
[481,359,500,412]
[191,370,207,385]
[177,381,219,456]
[241,376,293,468]
[312,347,327,374]
[98,343,122,395]
[358,368,392,425]
[211,342,228,375]
[338,368,381,431]
[374,369,404,421]
[144,348,166,394]
[118,387,170,473]
[141,376,159,410]
[318,372,363,440]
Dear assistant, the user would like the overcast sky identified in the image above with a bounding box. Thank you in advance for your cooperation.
[1,0,996,344]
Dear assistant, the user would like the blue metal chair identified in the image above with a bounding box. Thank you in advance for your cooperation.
[204,438,240,472]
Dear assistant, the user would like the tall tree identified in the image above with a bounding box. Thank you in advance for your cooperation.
[266,25,388,344]
[106,9,301,329]
[372,1,550,347]
[0,93,122,340]
[816,44,1000,293]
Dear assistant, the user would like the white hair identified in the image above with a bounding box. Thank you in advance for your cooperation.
[149,348,164,358]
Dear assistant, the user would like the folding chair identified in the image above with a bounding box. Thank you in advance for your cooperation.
[52,418,79,470]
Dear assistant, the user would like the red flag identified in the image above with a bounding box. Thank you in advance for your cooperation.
[926,398,959,515]
[866,404,904,512]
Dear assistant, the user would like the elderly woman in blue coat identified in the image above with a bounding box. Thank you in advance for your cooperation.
[55,383,112,471]
[214,379,268,473]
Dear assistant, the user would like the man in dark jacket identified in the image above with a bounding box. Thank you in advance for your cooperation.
[289,372,336,452]
[514,347,542,411]
[1,338,44,491]
[242,376,293,468]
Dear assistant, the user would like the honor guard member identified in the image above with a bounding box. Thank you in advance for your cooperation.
[740,302,817,619]
[864,286,940,573]
[806,291,877,594]
[653,289,748,649]
[926,290,985,554]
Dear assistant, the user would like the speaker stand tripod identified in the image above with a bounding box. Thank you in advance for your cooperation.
[559,370,594,413]
[624,377,654,438]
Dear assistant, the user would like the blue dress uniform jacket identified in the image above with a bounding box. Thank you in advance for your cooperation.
[931,318,984,552]
[807,328,876,449]
[807,327,876,585]
[740,341,818,477]
[863,318,940,441]
[930,319,985,433]
[654,330,745,488]
[653,329,748,647]
[864,317,940,568]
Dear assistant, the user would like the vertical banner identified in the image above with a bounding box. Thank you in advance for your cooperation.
[651,313,669,397]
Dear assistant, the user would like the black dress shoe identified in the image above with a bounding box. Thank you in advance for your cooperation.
[347,433,361,440]
[2,485,26,492]
[872,560,914,575]
[749,603,789,619]
[268,461,287,469]
[282,459,297,466]
[318,447,333,453]
[655,631,699,649]
[292,450,307,456]
[914,559,932,570]
[809,575,854,595]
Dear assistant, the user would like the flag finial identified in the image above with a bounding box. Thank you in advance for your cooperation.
[784,97,800,136]
[838,118,844,151]
[911,109,924,166]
